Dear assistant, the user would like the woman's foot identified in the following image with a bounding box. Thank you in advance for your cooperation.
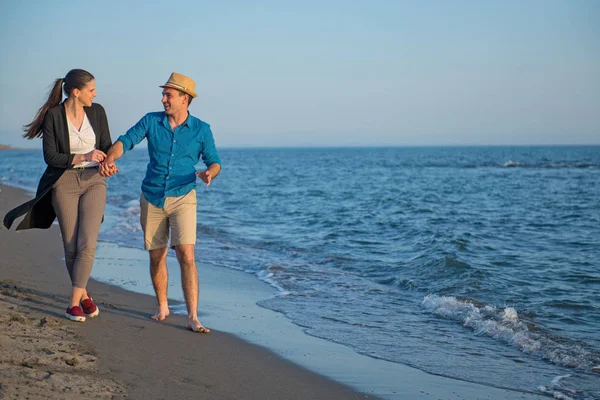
[81,296,99,318]
[65,306,86,322]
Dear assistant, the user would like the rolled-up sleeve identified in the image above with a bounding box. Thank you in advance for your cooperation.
[200,125,221,166]
[118,114,150,154]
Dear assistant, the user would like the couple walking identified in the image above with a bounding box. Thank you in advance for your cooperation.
[3,70,220,333]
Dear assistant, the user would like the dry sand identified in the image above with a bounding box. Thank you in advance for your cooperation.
[0,284,125,399]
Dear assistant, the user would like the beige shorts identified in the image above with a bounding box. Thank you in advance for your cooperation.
[140,190,197,250]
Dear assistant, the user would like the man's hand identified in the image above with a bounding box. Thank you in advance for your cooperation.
[100,157,120,177]
[99,141,125,177]
[196,169,212,186]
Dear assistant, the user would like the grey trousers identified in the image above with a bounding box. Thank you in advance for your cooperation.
[52,168,106,288]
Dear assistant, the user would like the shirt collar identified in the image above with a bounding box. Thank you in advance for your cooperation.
[161,112,194,130]
[183,112,194,128]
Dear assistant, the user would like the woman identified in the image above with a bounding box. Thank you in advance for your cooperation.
[3,69,113,322]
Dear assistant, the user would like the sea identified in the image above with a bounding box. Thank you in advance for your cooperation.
[1,145,599,399]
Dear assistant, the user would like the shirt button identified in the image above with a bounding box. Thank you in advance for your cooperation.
[171,154,174,156]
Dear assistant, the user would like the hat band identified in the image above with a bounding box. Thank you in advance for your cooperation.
[165,81,187,90]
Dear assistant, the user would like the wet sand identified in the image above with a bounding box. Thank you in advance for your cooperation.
[0,183,375,400]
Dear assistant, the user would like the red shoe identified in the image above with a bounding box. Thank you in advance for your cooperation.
[65,306,86,322]
[81,296,99,318]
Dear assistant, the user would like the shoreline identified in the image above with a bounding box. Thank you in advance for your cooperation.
[0,183,377,400]
[0,183,551,399]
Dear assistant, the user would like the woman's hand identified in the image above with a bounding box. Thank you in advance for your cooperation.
[85,149,107,163]
[99,160,119,177]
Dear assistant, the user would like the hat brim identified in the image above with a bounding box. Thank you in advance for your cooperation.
[159,83,197,98]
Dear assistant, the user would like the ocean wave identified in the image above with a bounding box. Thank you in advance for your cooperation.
[504,160,521,168]
[422,295,600,371]
[378,161,600,169]
[321,315,380,329]
[499,161,600,169]
[538,374,576,400]
[255,267,290,295]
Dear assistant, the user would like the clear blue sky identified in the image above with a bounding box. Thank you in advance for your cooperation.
[1,0,598,148]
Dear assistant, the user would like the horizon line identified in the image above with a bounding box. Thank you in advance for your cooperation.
[2,143,600,151]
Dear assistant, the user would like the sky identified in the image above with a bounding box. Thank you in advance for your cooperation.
[0,0,599,148]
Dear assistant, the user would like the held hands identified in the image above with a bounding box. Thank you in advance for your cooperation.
[196,169,212,186]
[99,156,120,177]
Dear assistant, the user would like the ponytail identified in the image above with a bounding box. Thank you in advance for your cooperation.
[22,78,64,139]
[22,69,95,139]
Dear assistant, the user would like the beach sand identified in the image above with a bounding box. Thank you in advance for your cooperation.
[1,183,553,400]
[0,184,375,400]
[0,284,126,399]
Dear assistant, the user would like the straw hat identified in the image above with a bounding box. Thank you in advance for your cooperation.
[159,72,197,98]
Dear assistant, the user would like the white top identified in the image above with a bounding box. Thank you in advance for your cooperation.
[68,113,98,168]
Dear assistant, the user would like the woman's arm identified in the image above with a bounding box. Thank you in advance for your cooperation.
[42,111,75,168]
[42,109,104,166]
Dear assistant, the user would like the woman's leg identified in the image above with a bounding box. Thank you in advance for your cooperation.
[52,171,87,308]
[53,170,106,309]
[70,171,106,294]
[52,171,80,285]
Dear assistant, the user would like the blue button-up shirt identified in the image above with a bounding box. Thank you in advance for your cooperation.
[117,112,221,208]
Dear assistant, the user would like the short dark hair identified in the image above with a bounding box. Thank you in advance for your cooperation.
[178,90,193,106]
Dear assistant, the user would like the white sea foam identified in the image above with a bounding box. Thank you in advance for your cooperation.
[538,375,576,400]
[422,295,595,370]
[113,200,143,234]
[551,374,572,385]
[538,385,574,400]
[122,199,141,217]
[503,307,518,320]
[256,267,290,295]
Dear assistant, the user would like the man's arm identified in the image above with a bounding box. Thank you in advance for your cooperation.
[99,140,124,177]
[105,140,124,163]
[196,124,221,186]
[100,113,151,177]
[196,163,221,186]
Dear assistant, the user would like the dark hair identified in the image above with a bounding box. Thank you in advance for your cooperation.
[22,69,95,139]
[178,90,193,106]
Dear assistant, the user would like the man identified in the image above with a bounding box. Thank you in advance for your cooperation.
[102,72,221,333]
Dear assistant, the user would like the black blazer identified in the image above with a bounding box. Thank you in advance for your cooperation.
[3,102,112,230]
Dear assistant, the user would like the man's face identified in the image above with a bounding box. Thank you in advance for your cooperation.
[162,87,188,115]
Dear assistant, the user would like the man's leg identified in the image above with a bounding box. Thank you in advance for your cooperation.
[140,193,170,321]
[174,244,209,333]
[150,247,170,321]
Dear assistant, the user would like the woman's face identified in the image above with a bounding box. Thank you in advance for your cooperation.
[74,79,96,107]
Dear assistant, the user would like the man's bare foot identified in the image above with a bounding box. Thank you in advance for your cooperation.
[186,318,210,333]
[151,306,170,321]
